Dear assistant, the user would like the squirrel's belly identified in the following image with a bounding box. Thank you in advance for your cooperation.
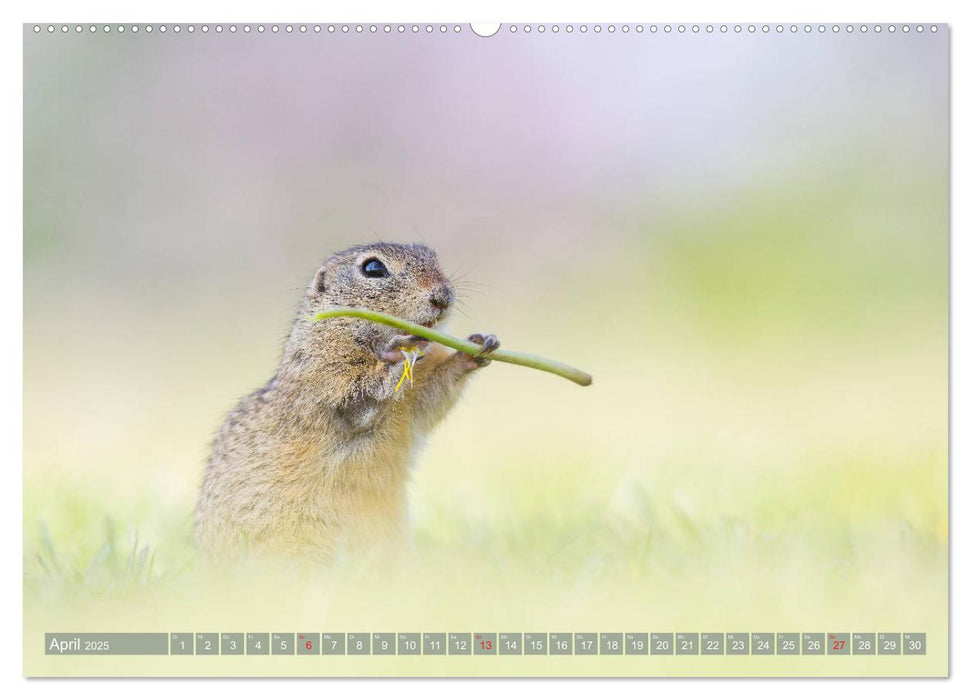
[198,407,415,561]
[246,437,412,557]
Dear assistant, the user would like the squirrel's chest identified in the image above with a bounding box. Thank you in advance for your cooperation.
[320,398,414,474]
[334,396,389,435]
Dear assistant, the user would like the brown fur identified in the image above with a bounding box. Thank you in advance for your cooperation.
[195,243,494,562]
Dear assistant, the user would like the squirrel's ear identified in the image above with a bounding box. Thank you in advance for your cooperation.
[309,267,327,297]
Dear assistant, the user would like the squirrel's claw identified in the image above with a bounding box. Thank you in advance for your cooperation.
[464,333,500,369]
[468,333,500,356]
[378,334,430,363]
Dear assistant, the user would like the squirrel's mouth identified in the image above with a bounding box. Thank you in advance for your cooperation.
[418,308,449,329]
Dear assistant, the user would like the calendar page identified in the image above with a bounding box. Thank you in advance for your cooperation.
[23,21,948,677]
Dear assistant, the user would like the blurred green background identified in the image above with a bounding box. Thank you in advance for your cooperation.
[23,26,947,675]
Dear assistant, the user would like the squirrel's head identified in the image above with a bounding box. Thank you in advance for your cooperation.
[280,242,456,395]
[305,241,455,329]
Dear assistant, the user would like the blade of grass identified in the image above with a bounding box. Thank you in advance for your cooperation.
[311,307,593,386]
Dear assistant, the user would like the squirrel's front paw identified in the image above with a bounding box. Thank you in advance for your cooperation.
[378,334,430,363]
[457,333,500,371]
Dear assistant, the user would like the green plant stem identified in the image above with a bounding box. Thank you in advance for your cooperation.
[311,307,593,387]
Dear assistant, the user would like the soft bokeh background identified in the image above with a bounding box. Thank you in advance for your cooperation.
[23,25,947,676]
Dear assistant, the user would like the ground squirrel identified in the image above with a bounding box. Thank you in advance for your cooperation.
[194,243,498,562]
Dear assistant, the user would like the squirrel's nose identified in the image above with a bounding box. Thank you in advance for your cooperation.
[429,286,455,310]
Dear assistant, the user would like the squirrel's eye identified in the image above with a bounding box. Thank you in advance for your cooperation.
[361,258,389,278]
